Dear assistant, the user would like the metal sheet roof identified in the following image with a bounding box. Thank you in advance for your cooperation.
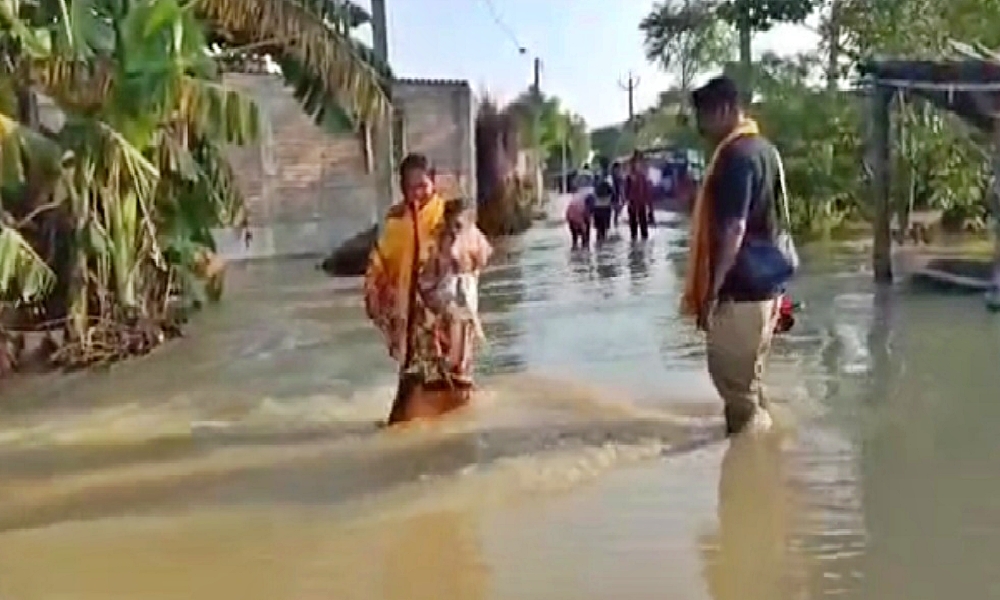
[861,58,1000,131]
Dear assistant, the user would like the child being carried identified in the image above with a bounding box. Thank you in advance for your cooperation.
[416,198,492,385]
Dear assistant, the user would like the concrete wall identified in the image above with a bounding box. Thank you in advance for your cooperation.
[393,79,476,206]
[215,74,475,260]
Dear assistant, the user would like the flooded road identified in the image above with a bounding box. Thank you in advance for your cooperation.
[2,208,1000,599]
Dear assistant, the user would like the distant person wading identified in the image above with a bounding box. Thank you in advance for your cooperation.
[625,151,652,241]
[591,157,615,243]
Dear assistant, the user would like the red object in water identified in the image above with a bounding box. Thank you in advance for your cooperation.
[775,295,796,334]
[779,295,794,317]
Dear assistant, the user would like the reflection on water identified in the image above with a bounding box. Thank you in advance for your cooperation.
[701,435,801,600]
[379,509,488,600]
[2,208,1000,599]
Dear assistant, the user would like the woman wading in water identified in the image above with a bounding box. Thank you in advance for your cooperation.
[364,154,492,425]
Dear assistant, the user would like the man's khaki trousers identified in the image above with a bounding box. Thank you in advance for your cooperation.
[706,299,778,435]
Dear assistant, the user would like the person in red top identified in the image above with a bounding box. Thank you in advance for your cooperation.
[624,150,652,241]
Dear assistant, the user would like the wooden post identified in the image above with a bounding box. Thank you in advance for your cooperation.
[990,128,1000,297]
[371,0,394,225]
[871,84,893,283]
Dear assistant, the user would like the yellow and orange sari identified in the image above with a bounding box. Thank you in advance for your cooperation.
[681,118,760,326]
[364,197,491,385]
[364,195,446,363]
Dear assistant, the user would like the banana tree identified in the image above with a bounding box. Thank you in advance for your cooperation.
[207,0,391,133]
[0,0,389,367]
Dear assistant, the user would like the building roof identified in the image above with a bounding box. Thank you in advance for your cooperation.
[860,57,1000,132]
[394,77,470,88]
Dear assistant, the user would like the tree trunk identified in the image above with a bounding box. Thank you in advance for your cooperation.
[825,0,841,93]
[738,16,753,105]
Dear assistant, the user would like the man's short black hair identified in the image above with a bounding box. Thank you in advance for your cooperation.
[398,153,429,182]
[691,76,742,113]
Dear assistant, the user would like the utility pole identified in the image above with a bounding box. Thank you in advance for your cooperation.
[619,71,640,136]
[370,0,394,226]
[531,56,544,203]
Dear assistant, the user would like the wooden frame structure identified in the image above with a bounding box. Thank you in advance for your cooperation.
[859,56,1000,282]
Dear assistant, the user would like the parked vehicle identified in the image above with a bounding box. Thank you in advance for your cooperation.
[636,146,704,213]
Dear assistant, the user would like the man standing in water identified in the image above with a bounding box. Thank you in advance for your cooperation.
[625,151,652,241]
[685,76,781,436]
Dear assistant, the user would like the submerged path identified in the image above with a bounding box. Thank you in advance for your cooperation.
[2,209,1000,599]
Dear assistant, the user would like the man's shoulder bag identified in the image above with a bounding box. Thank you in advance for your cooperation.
[738,147,800,291]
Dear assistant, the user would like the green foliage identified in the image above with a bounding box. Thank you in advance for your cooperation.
[0,0,388,367]
[634,0,1000,239]
[749,51,992,239]
[474,96,539,236]
[506,90,590,170]
[750,53,863,237]
[715,0,816,30]
[590,124,630,159]
[642,0,820,96]
[211,0,392,133]
[640,1,734,92]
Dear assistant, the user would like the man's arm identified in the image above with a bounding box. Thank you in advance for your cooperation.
[710,151,755,297]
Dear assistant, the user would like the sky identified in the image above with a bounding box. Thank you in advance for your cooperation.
[355,0,821,128]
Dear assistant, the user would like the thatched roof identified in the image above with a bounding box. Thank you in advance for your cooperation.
[860,44,1000,132]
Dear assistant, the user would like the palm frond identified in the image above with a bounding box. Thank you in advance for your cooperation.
[0,110,65,186]
[60,117,159,201]
[274,0,389,131]
[156,134,245,233]
[192,137,245,227]
[60,116,164,276]
[0,224,55,302]
[195,0,391,126]
[29,56,115,113]
[176,76,261,145]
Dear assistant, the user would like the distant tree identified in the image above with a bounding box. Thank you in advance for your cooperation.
[717,0,818,99]
[506,91,590,168]
[640,0,734,104]
[641,0,817,101]
[590,125,634,160]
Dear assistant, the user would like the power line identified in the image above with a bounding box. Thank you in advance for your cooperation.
[478,0,527,54]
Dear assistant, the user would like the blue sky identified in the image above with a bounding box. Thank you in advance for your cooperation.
[357,1,819,128]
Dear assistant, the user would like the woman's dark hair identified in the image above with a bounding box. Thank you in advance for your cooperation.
[691,76,742,113]
[398,153,429,184]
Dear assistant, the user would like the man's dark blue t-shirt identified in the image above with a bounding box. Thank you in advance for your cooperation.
[710,135,781,300]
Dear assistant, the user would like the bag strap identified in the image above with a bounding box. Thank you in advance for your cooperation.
[773,147,792,231]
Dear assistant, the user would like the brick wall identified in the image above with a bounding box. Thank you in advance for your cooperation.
[393,79,476,205]
[216,74,475,259]
[222,72,379,229]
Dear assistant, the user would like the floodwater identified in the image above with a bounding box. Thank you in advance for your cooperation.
[2,206,1000,600]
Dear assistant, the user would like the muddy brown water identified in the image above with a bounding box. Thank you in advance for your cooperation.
[2,208,1000,600]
